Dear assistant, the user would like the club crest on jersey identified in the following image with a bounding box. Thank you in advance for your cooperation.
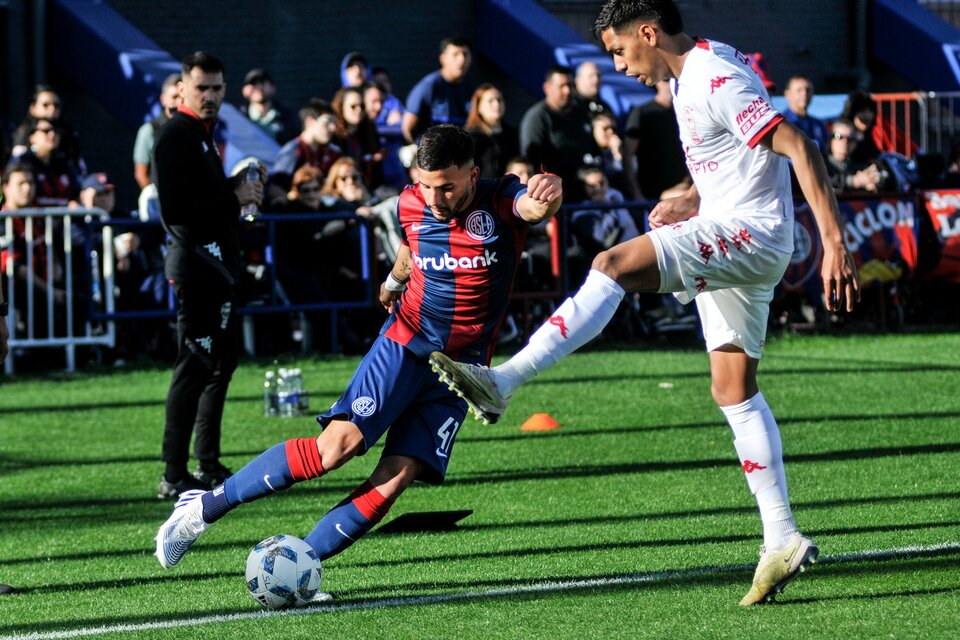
[465,209,498,242]
[351,396,377,417]
[682,105,703,145]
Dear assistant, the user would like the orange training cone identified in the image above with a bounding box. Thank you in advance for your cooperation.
[520,413,560,431]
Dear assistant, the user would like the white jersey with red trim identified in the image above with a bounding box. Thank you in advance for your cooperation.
[671,38,793,253]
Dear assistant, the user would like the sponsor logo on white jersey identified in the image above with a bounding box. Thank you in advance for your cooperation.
[684,146,719,175]
[735,97,772,135]
[414,249,499,272]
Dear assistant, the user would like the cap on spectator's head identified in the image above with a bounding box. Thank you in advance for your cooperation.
[81,172,114,193]
[345,52,368,69]
[745,52,776,91]
[243,68,272,86]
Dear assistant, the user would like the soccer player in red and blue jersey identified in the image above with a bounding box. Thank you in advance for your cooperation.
[154,124,563,580]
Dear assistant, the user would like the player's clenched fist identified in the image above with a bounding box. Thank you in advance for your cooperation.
[526,172,562,204]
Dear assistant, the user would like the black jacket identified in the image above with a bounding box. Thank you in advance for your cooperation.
[152,109,241,284]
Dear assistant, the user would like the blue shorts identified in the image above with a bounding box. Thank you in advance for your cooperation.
[317,335,468,485]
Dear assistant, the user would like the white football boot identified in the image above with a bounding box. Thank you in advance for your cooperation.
[429,351,511,425]
[740,533,819,606]
[155,490,210,569]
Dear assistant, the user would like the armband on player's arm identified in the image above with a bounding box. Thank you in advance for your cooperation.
[384,272,408,292]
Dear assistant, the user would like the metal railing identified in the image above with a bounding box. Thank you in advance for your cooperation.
[870,91,960,162]
[1,207,116,374]
[98,210,376,355]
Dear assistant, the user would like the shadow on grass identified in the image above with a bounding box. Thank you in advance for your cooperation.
[3,441,960,515]
[2,547,958,635]
[3,513,957,576]
[778,585,960,605]
[2,408,957,477]
[2,353,959,417]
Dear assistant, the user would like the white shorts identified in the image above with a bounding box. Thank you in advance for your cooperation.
[648,216,791,358]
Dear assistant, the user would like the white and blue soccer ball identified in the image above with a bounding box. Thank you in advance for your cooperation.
[245,534,322,609]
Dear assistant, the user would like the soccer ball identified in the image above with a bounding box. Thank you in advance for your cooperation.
[245,534,322,609]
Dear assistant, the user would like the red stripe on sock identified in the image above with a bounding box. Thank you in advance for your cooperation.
[285,438,325,482]
[350,481,394,524]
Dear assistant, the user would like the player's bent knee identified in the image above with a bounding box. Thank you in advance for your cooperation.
[369,456,423,500]
[591,235,659,291]
[591,248,621,280]
[315,421,365,471]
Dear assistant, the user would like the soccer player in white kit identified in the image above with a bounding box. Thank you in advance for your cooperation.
[430,0,860,606]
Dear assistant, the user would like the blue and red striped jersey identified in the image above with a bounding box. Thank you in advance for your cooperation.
[382,175,528,364]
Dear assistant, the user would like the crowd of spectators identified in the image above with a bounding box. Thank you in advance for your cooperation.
[0,37,953,365]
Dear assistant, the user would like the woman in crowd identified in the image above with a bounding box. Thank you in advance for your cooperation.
[465,83,518,179]
[332,87,385,190]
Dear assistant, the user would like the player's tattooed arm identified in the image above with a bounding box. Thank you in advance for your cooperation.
[380,244,413,313]
[393,244,413,281]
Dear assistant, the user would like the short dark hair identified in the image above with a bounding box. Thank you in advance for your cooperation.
[439,36,471,55]
[545,64,574,83]
[181,51,225,77]
[830,118,855,134]
[29,116,58,134]
[593,0,684,40]
[299,98,333,126]
[30,84,59,105]
[345,52,368,68]
[2,161,34,186]
[162,73,181,90]
[416,124,475,171]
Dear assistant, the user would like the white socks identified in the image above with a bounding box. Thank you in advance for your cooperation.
[721,392,799,550]
[494,270,625,397]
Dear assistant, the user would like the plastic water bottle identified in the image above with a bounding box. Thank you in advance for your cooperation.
[287,368,302,417]
[241,160,261,221]
[294,368,310,413]
[263,370,278,417]
[277,368,296,417]
[89,249,102,305]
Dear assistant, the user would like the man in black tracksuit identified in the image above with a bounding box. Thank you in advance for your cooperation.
[153,51,263,499]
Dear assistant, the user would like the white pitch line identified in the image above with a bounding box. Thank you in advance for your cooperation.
[3,541,959,640]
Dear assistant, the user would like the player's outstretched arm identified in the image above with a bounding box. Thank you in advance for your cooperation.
[517,172,563,223]
[379,244,413,314]
[762,121,860,312]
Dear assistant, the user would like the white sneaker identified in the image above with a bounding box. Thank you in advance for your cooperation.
[429,351,510,425]
[155,489,209,569]
[740,533,819,606]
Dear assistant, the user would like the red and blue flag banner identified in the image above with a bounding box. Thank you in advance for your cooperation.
[920,189,960,282]
[781,195,919,293]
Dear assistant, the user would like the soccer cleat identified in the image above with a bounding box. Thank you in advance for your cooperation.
[155,489,209,569]
[298,591,335,606]
[429,351,510,425]
[739,533,819,606]
[193,461,233,489]
[158,474,209,500]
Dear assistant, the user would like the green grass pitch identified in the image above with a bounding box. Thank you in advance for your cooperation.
[1,332,958,639]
